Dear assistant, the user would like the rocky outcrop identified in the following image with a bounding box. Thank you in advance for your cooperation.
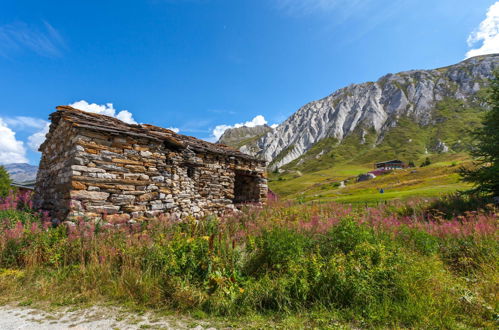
[218,125,274,150]
[243,54,499,169]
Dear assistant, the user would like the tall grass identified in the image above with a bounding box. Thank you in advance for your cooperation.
[0,193,497,327]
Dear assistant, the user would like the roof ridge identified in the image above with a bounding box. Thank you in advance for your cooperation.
[52,106,263,162]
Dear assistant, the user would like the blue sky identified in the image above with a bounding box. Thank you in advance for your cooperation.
[0,0,498,165]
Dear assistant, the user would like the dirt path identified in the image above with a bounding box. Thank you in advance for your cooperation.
[0,305,216,329]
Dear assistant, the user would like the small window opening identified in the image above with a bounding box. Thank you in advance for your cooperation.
[233,170,260,203]
[187,166,195,178]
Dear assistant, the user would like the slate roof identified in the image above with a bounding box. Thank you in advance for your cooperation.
[375,159,405,165]
[11,180,36,190]
[42,106,263,162]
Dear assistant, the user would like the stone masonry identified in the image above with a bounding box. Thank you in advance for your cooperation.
[34,106,267,221]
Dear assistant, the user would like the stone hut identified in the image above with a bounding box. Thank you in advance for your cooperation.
[34,106,267,221]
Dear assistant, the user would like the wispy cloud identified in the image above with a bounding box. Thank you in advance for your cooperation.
[274,0,370,17]
[3,116,48,130]
[0,21,65,58]
[466,2,499,59]
[208,109,236,115]
[273,0,406,45]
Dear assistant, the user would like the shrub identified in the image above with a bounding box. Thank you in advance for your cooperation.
[0,166,11,198]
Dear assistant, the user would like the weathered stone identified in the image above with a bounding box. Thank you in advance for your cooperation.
[86,205,120,214]
[136,192,158,202]
[113,158,142,165]
[104,213,130,222]
[110,194,136,205]
[125,165,147,172]
[151,176,164,182]
[70,190,109,200]
[72,181,86,190]
[71,165,106,173]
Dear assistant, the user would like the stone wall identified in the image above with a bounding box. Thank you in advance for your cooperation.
[35,115,267,221]
[34,120,79,219]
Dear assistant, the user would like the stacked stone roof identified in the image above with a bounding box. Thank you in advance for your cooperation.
[44,106,261,161]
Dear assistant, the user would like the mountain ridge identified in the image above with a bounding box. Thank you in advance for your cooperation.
[3,163,38,182]
[236,54,498,169]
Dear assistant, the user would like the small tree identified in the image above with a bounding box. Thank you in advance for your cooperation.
[0,165,12,198]
[420,157,431,167]
[460,72,499,196]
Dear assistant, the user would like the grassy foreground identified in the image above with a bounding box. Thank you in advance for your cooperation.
[0,193,498,328]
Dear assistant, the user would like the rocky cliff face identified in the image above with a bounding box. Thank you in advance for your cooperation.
[243,54,499,169]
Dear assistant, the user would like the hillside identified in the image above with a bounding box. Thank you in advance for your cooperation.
[237,54,498,171]
[270,153,471,203]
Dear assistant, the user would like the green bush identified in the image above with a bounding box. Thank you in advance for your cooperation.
[0,166,11,198]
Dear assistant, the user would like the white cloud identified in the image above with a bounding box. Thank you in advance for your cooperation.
[466,2,499,58]
[1,116,51,153]
[210,115,272,142]
[69,100,138,124]
[27,122,50,151]
[167,127,180,133]
[0,118,28,164]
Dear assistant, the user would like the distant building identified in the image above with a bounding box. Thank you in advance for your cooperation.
[11,180,36,193]
[374,160,406,170]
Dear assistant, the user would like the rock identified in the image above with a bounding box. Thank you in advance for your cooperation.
[357,173,376,182]
[110,194,136,205]
[433,140,450,153]
[151,176,165,182]
[70,190,110,200]
[86,205,120,214]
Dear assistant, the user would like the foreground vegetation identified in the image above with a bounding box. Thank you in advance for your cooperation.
[0,192,497,328]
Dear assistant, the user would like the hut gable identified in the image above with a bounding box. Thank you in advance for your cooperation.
[34,106,267,221]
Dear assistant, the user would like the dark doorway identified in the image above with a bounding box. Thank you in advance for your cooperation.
[233,170,260,203]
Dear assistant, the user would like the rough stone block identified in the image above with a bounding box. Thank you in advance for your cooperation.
[70,190,110,201]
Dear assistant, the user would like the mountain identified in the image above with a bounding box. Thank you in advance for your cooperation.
[218,125,274,150]
[3,163,38,182]
[239,54,498,170]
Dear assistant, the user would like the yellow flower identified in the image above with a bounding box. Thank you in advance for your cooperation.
[239,288,245,293]
[187,238,194,243]
[202,236,210,241]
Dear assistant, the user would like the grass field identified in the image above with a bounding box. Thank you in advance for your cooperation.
[0,193,497,328]
[269,153,473,203]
